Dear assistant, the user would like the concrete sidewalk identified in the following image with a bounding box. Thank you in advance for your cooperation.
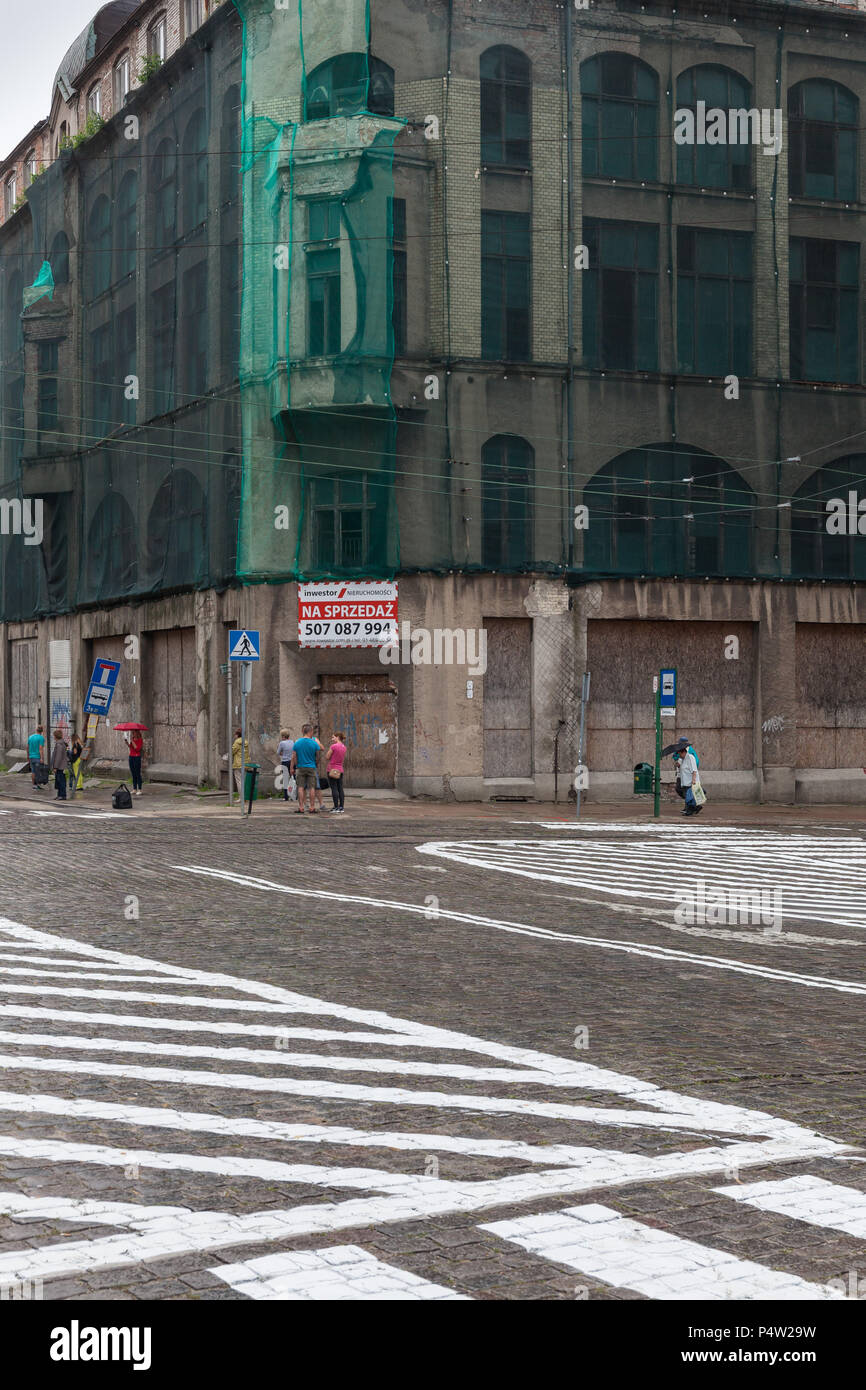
[2,764,865,826]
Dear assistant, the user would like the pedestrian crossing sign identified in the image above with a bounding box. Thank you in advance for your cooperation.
[228,629,261,661]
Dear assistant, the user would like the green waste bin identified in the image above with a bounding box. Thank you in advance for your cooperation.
[633,762,654,795]
[244,764,260,802]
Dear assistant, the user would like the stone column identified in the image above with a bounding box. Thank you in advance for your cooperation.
[757,585,797,802]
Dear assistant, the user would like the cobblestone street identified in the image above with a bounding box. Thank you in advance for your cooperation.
[0,794,864,1302]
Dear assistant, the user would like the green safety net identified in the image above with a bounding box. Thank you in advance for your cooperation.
[0,7,244,621]
[234,0,404,581]
[23,261,55,310]
[3,0,866,625]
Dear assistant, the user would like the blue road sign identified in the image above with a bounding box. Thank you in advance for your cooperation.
[229,629,261,661]
[84,658,121,716]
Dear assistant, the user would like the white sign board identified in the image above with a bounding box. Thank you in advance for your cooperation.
[298,581,398,649]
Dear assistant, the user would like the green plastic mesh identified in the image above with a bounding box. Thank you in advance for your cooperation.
[234,0,402,581]
[3,0,866,624]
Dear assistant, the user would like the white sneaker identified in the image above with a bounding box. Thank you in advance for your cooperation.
[134,790,142,797]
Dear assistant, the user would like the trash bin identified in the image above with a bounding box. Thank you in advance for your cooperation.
[244,764,260,802]
[633,762,654,795]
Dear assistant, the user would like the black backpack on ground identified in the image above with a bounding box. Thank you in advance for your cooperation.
[35,762,50,786]
[112,783,133,810]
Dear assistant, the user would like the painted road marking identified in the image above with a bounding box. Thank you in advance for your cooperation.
[717,1175,866,1238]
[175,864,866,998]
[210,1246,469,1300]
[0,915,848,1284]
[481,1205,844,1300]
[418,836,866,930]
[0,1088,813,1173]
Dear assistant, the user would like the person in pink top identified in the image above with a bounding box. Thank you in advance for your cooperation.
[326,731,347,813]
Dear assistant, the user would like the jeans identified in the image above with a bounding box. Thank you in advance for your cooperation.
[281,761,292,800]
[328,774,344,810]
[54,769,67,800]
[129,756,143,791]
[684,786,697,810]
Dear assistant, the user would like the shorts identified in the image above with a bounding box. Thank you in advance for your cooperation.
[29,758,40,775]
[295,767,317,790]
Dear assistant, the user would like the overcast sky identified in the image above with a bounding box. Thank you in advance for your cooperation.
[0,0,105,158]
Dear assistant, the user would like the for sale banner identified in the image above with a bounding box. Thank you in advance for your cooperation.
[298,581,398,648]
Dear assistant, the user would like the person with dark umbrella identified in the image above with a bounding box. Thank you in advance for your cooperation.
[671,736,701,816]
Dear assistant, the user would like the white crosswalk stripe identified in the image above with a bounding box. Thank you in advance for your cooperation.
[716,1175,866,1239]
[419,831,866,929]
[0,912,859,1299]
[480,1205,845,1300]
[210,1247,469,1300]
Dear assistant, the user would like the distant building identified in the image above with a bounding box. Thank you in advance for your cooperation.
[1,0,865,802]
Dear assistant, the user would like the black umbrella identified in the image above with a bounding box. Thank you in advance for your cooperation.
[661,738,690,757]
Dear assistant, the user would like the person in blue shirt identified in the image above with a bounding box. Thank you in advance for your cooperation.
[290,724,322,814]
[27,725,45,788]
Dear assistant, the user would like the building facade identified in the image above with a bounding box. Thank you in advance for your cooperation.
[1,0,865,801]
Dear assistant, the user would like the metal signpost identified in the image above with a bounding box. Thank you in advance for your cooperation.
[654,668,677,819]
[220,662,232,806]
[228,631,260,817]
[575,670,591,819]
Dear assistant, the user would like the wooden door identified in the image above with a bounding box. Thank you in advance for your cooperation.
[483,617,532,777]
[10,638,37,750]
[318,674,396,788]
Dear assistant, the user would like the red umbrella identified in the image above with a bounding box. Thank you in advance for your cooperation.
[114,722,149,731]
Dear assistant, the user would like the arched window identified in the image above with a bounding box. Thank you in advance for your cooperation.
[50,231,70,285]
[789,80,858,202]
[791,457,866,579]
[481,46,531,169]
[304,54,394,122]
[87,492,137,596]
[182,109,208,232]
[4,173,18,219]
[582,53,658,181]
[147,14,167,61]
[116,171,138,278]
[4,273,23,357]
[481,435,534,569]
[584,445,754,576]
[152,138,177,249]
[147,470,207,588]
[86,194,111,298]
[369,59,395,117]
[56,123,69,158]
[114,55,131,111]
[676,66,752,191]
[24,151,38,187]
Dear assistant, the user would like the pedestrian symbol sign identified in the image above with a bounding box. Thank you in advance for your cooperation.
[228,630,260,662]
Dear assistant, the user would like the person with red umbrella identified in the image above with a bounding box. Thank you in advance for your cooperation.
[116,723,148,797]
